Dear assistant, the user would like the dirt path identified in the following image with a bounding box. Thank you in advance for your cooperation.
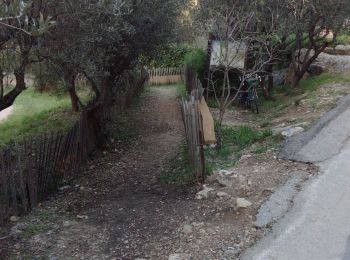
[0,106,13,123]
[3,87,201,259]
[2,86,315,260]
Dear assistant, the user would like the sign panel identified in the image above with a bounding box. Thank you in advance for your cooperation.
[210,40,246,69]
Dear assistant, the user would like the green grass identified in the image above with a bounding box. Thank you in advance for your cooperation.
[0,88,78,145]
[337,34,350,45]
[176,83,187,99]
[298,73,350,93]
[206,126,272,170]
[207,97,220,108]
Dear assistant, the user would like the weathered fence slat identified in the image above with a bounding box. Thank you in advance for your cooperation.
[147,67,184,86]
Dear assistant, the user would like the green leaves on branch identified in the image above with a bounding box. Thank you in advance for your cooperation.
[0,0,55,36]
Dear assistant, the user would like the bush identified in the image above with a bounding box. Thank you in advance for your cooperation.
[141,44,193,68]
[183,48,207,78]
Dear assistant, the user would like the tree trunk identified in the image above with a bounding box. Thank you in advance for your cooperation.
[263,63,275,100]
[64,72,80,112]
[291,45,327,88]
[0,69,3,99]
[68,87,80,112]
[216,108,225,150]
[0,68,26,111]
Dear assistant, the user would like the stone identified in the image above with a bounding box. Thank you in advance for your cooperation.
[217,192,228,197]
[10,223,26,235]
[182,224,193,235]
[217,170,234,176]
[76,215,89,220]
[273,69,287,86]
[168,253,191,260]
[324,45,350,55]
[10,216,20,222]
[224,249,236,257]
[216,174,235,187]
[236,198,253,209]
[58,185,70,191]
[281,127,304,137]
[309,64,325,75]
[196,185,214,199]
[62,221,76,227]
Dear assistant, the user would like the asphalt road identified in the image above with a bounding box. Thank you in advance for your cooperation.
[244,95,350,260]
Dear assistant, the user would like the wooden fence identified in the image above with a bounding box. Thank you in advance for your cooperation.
[181,84,206,184]
[0,112,94,224]
[147,67,183,85]
[0,68,148,224]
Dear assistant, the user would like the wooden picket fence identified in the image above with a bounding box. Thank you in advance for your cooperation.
[147,67,183,85]
[180,84,206,184]
[0,68,149,225]
[0,112,95,224]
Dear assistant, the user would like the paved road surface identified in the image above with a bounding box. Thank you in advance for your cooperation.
[244,95,350,260]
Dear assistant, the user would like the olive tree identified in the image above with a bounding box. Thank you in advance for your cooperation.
[0,0,54,111]
[287,0,350,87]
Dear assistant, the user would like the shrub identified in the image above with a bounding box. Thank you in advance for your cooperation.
[183,48,207,79]
[141,44,193,68]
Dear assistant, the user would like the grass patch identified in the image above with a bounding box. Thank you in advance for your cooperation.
[337,34,350,45]
[206,126,272,170]
[207,97,219,108]
[176,83,187,99]
[0,88,78,145]
[299,73,350,93]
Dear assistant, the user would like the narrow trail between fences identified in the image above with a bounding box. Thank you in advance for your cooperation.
[3,87,205,259]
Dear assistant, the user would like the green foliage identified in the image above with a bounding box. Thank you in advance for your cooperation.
[206,98,220,108]
[222,126,272,149]
[176,84,188,99]
[206,126,272,170]
[183,48,207,77]
[142,44,194,68]
[337,33,350,45]
[300,73,350,92]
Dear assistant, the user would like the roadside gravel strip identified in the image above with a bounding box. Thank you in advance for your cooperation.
[245,93,350,260]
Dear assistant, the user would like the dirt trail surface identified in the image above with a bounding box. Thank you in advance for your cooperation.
[3,87,196,259]
[0,106,13,123]
[1,86,314,260]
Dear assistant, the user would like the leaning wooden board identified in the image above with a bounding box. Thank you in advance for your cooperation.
[199,97,217,145]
